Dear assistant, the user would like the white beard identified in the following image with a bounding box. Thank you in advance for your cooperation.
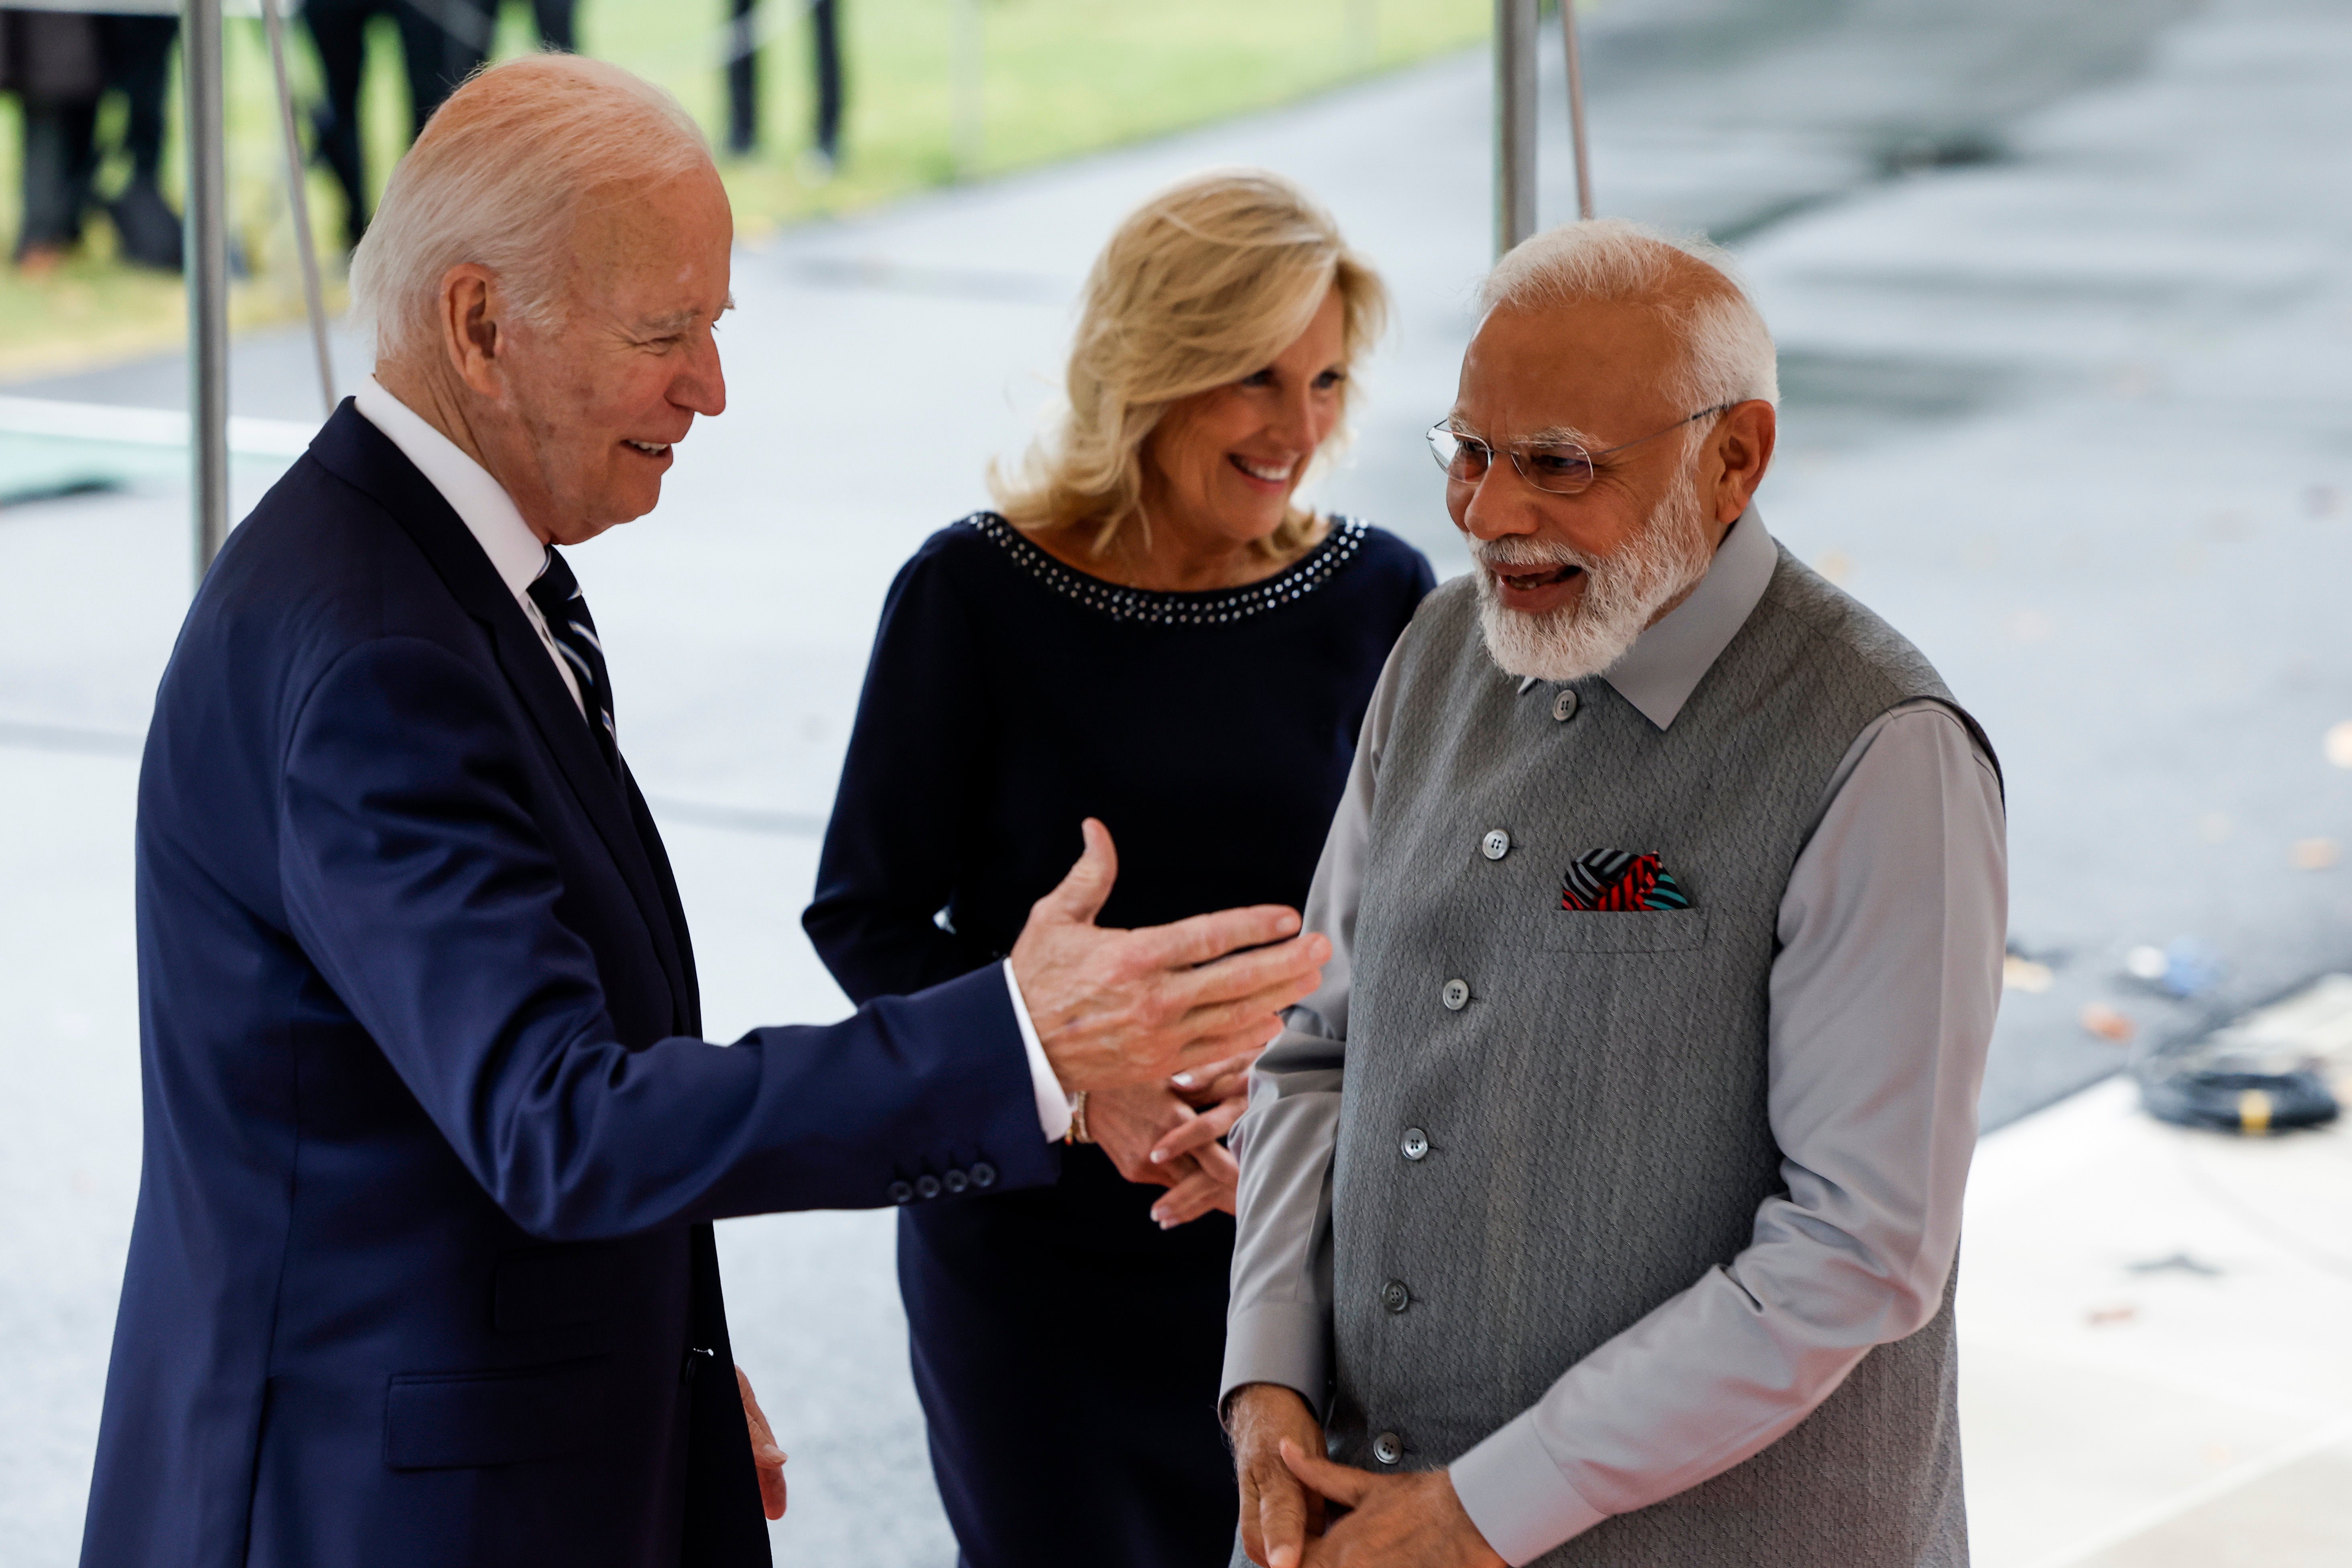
[1472,469,1715,684]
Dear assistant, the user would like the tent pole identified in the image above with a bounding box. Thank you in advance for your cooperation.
[186,0,230,583]
[1494,0,1537,257]
[261,0,336,420]
[1563,0,1594,218]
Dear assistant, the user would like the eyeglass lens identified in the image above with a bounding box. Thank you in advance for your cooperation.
[1425,428,1600,495]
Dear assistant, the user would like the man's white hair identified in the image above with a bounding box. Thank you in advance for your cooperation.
[1478,217,1779,410]
[351,54,712,362]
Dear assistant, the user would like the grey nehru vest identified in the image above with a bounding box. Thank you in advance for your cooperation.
[1331,548,1987,1566]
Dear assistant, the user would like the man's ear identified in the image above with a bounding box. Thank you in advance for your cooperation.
[1708,399,1777,524]
[436,263,506,400]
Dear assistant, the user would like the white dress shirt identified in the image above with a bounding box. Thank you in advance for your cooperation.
[351,377,1072,1141]
[1221,510,2007,1561]
[353,376,587,717]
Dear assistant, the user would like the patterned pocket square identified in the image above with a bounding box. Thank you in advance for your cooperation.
[1561,849,1691,911]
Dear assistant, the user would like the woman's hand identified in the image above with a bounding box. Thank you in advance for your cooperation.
[1146,1095,1247,1227]
[1086,1081,1201,1191]
[1089,1044,1265,1228]
[1129,1046,1260,1225]
[1170,1048,1261,1110]
[1086,1080,1245,1229]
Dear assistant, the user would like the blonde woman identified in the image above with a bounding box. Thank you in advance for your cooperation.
[804,170,1432,1565]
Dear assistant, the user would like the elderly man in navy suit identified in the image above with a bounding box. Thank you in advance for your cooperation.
[79,55,1327,1568]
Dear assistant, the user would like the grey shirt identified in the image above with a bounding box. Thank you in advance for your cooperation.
[1221,511,2008,1565]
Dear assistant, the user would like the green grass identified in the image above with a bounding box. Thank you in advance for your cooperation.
[0,0,1489,378]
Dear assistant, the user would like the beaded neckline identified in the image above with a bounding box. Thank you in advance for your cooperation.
[964,511,1372,627]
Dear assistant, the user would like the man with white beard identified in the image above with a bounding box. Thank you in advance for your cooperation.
[1219,220,2008,1568]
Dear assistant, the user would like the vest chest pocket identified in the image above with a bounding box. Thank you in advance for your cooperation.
[1535,908,1710,953]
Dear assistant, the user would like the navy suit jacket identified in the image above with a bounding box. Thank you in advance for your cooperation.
[81,405,1058,1568]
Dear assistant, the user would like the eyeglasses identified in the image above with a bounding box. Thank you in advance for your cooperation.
[1425,404,1733,495]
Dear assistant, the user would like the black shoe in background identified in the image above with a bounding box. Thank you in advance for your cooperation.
[108,177,181,272]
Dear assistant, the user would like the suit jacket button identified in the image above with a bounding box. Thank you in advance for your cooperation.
[1372,1431,1404,1466]
[1480,828,1510,860]
[915,1174,942,1200]
[1380,1279,1410,1313]
[1552,687,1580,722]
[1440,978,1469,1011]
[887,1181,914,1205]
[969,1162,997,1188]
[1400,1127,1429,1161]
[943,1169,969,1194]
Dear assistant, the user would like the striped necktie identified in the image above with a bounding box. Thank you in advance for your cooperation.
[526,546,619,773]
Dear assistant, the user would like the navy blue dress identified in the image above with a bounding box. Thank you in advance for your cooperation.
[806,512,1434,1568]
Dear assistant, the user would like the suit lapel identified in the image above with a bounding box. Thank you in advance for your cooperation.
[307,403,695,1017]
[623,764,703,1036]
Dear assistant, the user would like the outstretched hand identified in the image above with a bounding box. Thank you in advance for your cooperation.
[1010,819,1326,1095]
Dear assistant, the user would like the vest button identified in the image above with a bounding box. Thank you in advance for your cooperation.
[1372,1431,1404,1466]
[1400,1127,1429,1161]
[1440,978,1469,1011]
[1552,687,1580,722]
[1380,1279,1410,1313]
[1480,828,1510,860]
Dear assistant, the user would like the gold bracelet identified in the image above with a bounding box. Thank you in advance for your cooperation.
[1069,1090,1093,1144]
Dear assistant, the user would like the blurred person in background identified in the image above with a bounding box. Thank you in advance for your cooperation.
[724,0,756,156]
[79,57,1326,1568]
[528,0,577,52]
[3,7,102,273]
[306,0,498,248]
[721,0,831,171]
[0,8,179,274]
[91,11,177,269]
[808,0,840,174]
[805,169,1435,1568]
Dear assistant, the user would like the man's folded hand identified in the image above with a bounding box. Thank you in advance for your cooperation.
[1277,1442,1504,1568]
[1228,1382,1329,1568]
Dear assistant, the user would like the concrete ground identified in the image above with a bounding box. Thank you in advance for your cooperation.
[1961,1064,2352,1568]
[4,0,2350,1561]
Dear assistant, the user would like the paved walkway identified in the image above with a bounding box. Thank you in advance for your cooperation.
[1963,1059,2352,1568]
[3,0,2350,1561]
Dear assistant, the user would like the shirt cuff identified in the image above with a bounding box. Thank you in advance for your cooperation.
[1448,1408,1609,1566]
[1217,1297,1333,1422]
[1001,959,1072,1143]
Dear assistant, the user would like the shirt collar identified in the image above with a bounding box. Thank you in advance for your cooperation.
[353,374,550,598]
[1548,505,1776,731]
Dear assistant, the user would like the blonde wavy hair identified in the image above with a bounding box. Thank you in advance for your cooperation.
[991,169,1388,559]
